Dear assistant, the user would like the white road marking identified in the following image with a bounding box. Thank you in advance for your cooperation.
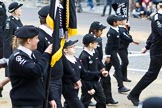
[76,46,149,57]
[75,46,157,72]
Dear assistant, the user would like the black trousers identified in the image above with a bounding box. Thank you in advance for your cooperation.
[81,81,106,108]
[100,75,113,103]
[106,50,124,88]
[129,55,162,99]
[63,84,84,108]
[118,49,129,80]
[12,105,43,108]
[102,0,112,15]
[49,79,62,108]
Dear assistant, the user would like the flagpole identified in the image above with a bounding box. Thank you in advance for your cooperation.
[44,68,52,108]
[127,0,129,20]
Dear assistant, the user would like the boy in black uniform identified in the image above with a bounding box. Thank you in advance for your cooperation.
[79,34,107,108]
[127,2,162,106]
[0,1,23,97]
[62,39,108,108]
[118,16,139,82]
[105,15,130,93]
[9,25,52,108]
[37,5,63,108]
[89,21,118,105]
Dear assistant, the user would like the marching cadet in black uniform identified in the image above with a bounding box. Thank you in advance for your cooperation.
[118,16,139,82]
[88,21,106,62]
[79,34,108,108]
[37,5,52,53]
[9,25,52,108]
[89,21,118,105]
[0,0,7,97]
[0,0,7,59]
[4,2,23,59]
[0,1,23,97]
[37,5,62,108]
[62,39,108,108]
[105,15,130,93]
[127,2,162,106]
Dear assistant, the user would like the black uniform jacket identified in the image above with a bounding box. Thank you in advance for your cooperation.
[37,27,63,101]
[62,55,102,97]
[3,16,23,58]
[147,13,162,56]
[96,37,103,61]
[145,33,153,50]
[118,26,133,50]
[38,28,63,80]
[105,27,120,56]
[79,49,104,90]
[105,27,133,55]
[62,55,101,84]
[9,49,51,106]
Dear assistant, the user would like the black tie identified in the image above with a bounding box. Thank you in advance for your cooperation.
[31,53,36,62]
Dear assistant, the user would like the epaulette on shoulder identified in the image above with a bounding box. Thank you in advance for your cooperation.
[14,52,20,57]
[154,14,158,21]
[5,18,10,29]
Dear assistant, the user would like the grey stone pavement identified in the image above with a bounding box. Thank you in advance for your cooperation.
[1,0,162,108]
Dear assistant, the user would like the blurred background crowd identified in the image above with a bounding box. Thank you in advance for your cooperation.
[8,0,159,20]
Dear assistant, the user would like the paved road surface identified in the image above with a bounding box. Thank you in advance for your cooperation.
[1,1,162,108]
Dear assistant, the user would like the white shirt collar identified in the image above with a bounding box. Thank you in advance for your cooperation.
[12,15,19,20]
[119,25,126,28]
[110,26,119,32]
[158,9,162,14]
[17,45,32,58]
[84,47,95,56]
[65,55,77,64]
[39,25,53,36]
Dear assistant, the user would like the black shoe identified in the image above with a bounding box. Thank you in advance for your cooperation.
[107,99,118,105]
[127,95,139,106]
[123,78,132,82]
[0,87,3,97]
[118,86,130,93]
[89,101,96,106]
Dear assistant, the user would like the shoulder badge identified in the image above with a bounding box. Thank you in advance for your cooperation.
[15,55,26,65]
[5,18,11,30]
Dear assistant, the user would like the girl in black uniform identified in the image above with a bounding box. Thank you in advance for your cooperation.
[9,25,52,108]
[0,2,23,97]
[79,34,108,108]
[89,21,118,105]
[62,39,108,108]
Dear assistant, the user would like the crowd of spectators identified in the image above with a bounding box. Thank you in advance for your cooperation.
[132,0,156,19]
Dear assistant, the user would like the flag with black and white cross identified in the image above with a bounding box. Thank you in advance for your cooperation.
[111,0,129,19]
